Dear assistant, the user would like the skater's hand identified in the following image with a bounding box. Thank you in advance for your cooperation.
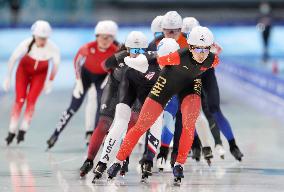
[124,54,149,73]
[44,80,53,94]
[73,79,84,99]
[3,76,11,92]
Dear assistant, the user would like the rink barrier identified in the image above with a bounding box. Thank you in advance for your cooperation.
[218,61,284,100]
[217,60,284,118]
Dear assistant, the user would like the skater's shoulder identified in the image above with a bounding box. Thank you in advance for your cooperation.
[46,40,60,53]
[204,53,219,68]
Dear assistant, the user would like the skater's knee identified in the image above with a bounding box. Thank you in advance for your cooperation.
[115,103,131,121]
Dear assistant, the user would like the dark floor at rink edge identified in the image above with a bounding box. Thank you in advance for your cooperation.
[1,85,284,192]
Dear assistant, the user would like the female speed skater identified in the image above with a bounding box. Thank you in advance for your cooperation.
[165,16,243,164]
[3,20,60,145]
[46,20,119,149]
[158,17,223,168]
[107,27,219,184]
[141,11,190,169]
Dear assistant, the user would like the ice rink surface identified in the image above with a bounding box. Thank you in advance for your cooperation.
[1,67,284,192]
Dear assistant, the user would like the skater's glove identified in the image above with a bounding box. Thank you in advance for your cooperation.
[44,80,53,94]
[3,76,11,92]
[124,54,149,73]
[73,79,84,99]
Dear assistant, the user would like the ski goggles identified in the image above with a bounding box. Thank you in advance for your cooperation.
[163,28,181,35]
[154,32,163,38]
[191,46,210,53]
[129,48,146,54]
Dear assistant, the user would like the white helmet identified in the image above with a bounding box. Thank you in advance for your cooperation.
[125,31,148,49]
[162,11,182,30]
[157,38,180,57]
[31,20,52,38]
[182,17,200,33]
[151,15,163,33]
[187,26,214,47]
[95,20,118,37]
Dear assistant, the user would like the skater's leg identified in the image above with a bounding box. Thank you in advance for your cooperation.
[116,98,163,161]
[20,70,47,132]
[195,111,212,148]
[202,68,235,142]
[9,64,29,134]
[171,109,182,166]
[161,111,175,147]
[161,96,178,147]
[93,75,105,128]
[176,94,201,164]
[145,114,163,161]
[87,116,113,160]
[85,84,97,133]
[99,103,132,165]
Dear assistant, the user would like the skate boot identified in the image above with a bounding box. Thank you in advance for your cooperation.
[46,130,59,150]
[17,130,26,144]
[191,146,201,162]
[107,162,121,180]
[173,164,184,186]
[141,160,153,183]
[92,161,107,183]
[85,131,93,146]
[5,132,16,146]
[79,159,93,178]
[139,153,147,165]
[230,145,244,161]
[170,152,177,168]
[202,146,213,166]
[120,157,129,176]
[215,144,225,159]
[156,146,169,172]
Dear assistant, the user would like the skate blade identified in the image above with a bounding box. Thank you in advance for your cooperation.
[173,178,181,186]
[79,172,87,178]
[140,178,148,183]
[206,159,212,166]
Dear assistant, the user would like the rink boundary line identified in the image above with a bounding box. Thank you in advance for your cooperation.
[49,156,82,165]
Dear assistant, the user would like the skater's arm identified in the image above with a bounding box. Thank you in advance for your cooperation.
[49,42,61,81]
[105,50,128,70]
[73,46,88,80]
[211,42,222,55]
[6,38,30,77]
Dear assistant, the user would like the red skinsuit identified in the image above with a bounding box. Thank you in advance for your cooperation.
[11,55,49,130]
[8,37,60,133]
[74,41,118,78]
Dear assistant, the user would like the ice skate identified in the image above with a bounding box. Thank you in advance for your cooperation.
[156,146,169,172]
[17,130,26,144]
[107,162,121,180]
[230,145,243,161]
[202,146,213,166]
[5,132,16,146]
[46,131,59,150]
[215,144,226,159]
[173,164,184,186]
[79,159,93,178]
[92,161,107,183]
[141,160,153,183]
